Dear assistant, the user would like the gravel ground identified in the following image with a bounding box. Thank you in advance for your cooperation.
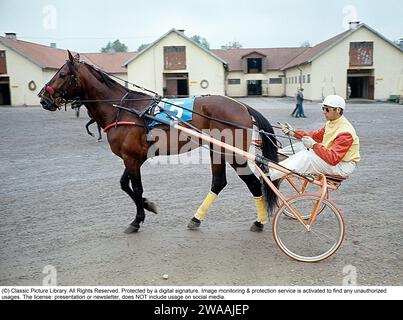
[0,98,402,286]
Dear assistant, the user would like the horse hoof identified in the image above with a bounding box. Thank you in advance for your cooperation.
[250,221,264,232]
[124,225,140,234]
[187,217,201,230]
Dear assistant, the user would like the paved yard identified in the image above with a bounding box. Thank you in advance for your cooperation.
[0,98,402,286]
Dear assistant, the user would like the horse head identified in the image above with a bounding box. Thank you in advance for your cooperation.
[39,50,83,111]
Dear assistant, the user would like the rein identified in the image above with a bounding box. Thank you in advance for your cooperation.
[41,60,291,149]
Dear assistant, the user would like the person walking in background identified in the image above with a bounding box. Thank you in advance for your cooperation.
[295,88,306,118]
[291,90,299,117]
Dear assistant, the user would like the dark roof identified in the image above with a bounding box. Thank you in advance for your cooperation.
[281,23,403,70]
[0,36,137,73]
[280,29,351,70]
[211,47,309,71]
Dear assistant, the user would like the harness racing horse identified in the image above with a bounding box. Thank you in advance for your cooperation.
[39,51,279,234]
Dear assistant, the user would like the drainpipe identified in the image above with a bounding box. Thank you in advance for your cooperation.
[282,71,287,97]
[297,65,303,90]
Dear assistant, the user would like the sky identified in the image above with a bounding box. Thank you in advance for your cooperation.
[0,0,402,53]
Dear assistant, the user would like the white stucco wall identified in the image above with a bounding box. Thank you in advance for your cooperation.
[0,43,44,106]
[225,71,286,97]
[285,64,312,100]
[311,27,403,101]
[127,32,225,96]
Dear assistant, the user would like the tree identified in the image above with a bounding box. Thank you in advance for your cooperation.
[101,40,128,53]
[221,41,243,50]
[190,35,210,50]
[137,43,150,52]
[300,41,311,48]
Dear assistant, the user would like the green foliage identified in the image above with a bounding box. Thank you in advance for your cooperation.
[221,41,243,50]
[190,35,210,50]
[137,43,150,52]
[101,40,128,53]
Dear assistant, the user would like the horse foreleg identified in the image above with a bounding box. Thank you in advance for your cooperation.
[97,124,102,141]
[188,158,227,230]
[85,119,95,137]
[120,167,144,233]
[120,166,157,233]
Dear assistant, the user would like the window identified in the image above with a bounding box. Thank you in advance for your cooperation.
[0,51,6,74]
[269,78,282,84]
[294,76,297,84]
[247,58,262,73]
[228,79,241,85]
[307,74,311,83]
[303,75,306,83]
[350,42,373,66]
[164,46,186,70]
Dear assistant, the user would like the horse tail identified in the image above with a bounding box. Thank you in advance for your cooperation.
[245,105,279,215]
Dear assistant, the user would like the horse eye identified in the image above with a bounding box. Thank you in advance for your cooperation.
[60,72,66,78]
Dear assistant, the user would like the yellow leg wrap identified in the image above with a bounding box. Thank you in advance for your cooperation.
[255,197,268,224]
[194,192,218,221]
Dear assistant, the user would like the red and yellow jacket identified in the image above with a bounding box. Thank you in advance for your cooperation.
[294,116,360,166]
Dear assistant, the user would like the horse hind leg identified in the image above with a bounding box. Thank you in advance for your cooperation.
[230,163,268,232]
[188,160,227,230]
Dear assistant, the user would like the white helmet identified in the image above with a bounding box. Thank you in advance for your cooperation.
[322,95,346,110]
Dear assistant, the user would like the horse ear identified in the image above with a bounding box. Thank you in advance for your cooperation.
[74,53,80,61]
[68,50,75,62]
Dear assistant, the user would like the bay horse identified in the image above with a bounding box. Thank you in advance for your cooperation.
[39,51,279,234]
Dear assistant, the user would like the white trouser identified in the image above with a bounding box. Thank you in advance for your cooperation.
[270,142,356,181]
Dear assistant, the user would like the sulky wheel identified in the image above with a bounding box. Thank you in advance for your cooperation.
[272,194,345,263]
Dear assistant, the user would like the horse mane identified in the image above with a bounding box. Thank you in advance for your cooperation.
[83,62,150,97]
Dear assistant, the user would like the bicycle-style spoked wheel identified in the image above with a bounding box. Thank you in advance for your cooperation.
[272,195,345,262]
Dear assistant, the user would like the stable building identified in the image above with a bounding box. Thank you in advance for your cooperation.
[211,47,306,97]
[281,22,403,101]
[1,22,402,106]
[0,33,136,106]
[123,29,227,97]
[123,24,403,101]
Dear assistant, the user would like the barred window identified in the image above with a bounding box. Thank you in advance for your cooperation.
[269,78,282,84]
[228,79,241,85]
[350,42,373,66]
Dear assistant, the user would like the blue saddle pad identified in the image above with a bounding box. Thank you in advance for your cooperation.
[149,97,196,128]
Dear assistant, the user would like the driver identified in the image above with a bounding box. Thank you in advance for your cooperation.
[270,95,360,181]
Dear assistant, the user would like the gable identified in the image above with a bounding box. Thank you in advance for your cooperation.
[282,24,403,70]
[123,29,227,67]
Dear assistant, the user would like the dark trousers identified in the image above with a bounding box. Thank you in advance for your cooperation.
[295,102,305,117]
[291,104,298,117]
